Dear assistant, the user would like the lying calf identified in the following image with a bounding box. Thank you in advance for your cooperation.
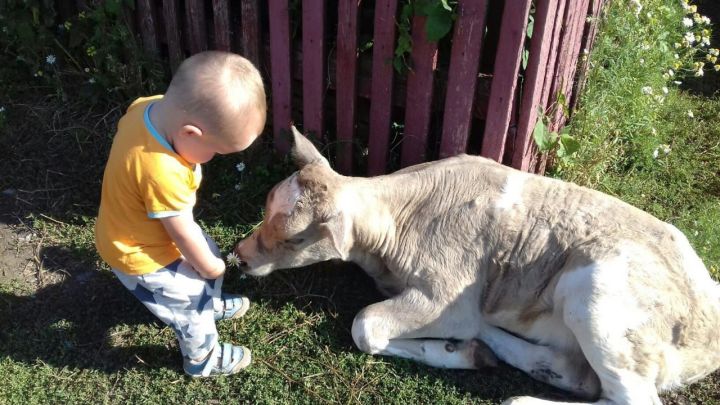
[234,127,720,404]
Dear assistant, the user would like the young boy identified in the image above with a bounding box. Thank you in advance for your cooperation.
[95,51,266,377]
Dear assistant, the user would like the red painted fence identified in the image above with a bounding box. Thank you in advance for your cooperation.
[130,0,606,175]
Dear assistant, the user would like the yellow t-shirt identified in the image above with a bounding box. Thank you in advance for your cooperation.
[95,95,202,275]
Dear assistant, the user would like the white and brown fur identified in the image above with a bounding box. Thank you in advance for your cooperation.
[234,128,720,404]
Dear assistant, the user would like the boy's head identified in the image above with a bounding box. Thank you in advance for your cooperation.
[163,51,267,163]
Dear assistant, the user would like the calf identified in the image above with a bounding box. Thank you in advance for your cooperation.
[234,127,720,404]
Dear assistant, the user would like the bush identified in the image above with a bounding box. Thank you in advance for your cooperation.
[0,0,164,103]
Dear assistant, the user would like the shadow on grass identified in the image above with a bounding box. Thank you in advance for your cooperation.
[0,244,177,373]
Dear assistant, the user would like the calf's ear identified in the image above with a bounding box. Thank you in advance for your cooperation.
[290,125,330,168]
[319,212,349,259]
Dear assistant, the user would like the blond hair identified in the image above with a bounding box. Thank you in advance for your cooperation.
[165,51,266,140]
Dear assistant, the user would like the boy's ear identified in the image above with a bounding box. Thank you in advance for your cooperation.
[180,124,203,138]
[290,125,330,168]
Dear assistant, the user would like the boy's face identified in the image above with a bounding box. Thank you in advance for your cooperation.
[175,108,265,164]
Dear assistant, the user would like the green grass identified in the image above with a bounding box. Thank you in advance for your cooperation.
[1,0,720,403]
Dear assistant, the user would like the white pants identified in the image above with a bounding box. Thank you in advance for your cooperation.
[113,258,223,360]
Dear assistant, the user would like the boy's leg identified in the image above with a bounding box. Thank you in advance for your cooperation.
[113,259,220,361]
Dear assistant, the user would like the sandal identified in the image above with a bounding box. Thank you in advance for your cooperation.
[183,342,251,377]
[214,294,251,321]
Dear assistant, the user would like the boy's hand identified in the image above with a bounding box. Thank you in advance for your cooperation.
[160,214,226,279]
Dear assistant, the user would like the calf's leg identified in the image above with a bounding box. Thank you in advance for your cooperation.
[351,288,497,369]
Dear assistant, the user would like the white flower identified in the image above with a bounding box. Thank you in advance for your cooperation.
[661,144,671,155]
[639,58,645,64]
[688,110,694,118]
[235,162,246,172]
[662,86,669,94]
[630,0,642,16]
[226,252,241,267]
[701,36,710,46]
[668,69,675,76]
[0,106,5,113]
[641,86,653,95]
[88,77,95,84]
[234,183,243,191]
[674,80,682,85]
[653,148,659,159]
[84,67,90,73]
[675,53,680,59]
[701,16,711,25]
[685,32,696,44]
[695,67,704,77]
[46,54,56,64]
[683,17,693,27]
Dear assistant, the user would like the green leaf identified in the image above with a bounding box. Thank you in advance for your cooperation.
[440,0,453,11]
[533,119,557,152]
[105,0,122,16]
[558,131,580,157]
[522,49,529,70]
[425,5,454,42]
[526,15,534,39]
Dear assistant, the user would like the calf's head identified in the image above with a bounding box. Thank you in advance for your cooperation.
[233,127,351,276]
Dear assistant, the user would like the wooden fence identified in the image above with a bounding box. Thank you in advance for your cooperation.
[124,0,606,175]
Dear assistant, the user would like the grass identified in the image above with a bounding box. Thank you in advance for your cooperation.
[1,0,719,404]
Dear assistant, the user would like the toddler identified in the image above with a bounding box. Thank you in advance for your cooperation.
[95,51,266,377]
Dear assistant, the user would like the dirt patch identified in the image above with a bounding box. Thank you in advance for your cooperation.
[0,222,37,287]
[0,220,65,291]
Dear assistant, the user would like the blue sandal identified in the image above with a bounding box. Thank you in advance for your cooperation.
[214,294,251,321]
[183,342,251,377]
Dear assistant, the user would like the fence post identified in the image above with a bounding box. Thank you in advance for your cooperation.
[268,0,293,153]
[185,0,208,54]
[162,0,184,72]
[512,0,560,171]
[401,15,438,168]
[481,0,533,162]
[439,0,489,159]
[335,0,360,175]
[212,0,231,51]
[136,0,159,55]
[240,0,262,70]
[302,0,326,141]
[367,0,399,176]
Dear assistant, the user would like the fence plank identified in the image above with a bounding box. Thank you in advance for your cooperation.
[335,0,360,174]
[541,0,567,110]
[302,0,326,141]
[212,0,231,51]
[401,15,438,168]
[571,0,605,109]
[551,0,591,130]
[367,0,399,176]
[511,0,560,171]
[240,0,262,69]
[439,0,489,159]
[185,0,207,54]
[137,0,159,55]
[481,0,532,162]
[162,0,184,72]
[269,0,293,152]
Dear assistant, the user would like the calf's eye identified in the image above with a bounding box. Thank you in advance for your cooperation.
[284,238,304,245]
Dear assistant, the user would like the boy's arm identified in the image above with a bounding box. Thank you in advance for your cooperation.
[160,214,226,279]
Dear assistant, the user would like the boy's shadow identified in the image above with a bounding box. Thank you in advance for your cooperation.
[0,244,178,373]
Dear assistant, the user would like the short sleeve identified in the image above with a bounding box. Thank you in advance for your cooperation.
[140,163,197,219]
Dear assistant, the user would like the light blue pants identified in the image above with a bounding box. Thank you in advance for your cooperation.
[113,258,223,361]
